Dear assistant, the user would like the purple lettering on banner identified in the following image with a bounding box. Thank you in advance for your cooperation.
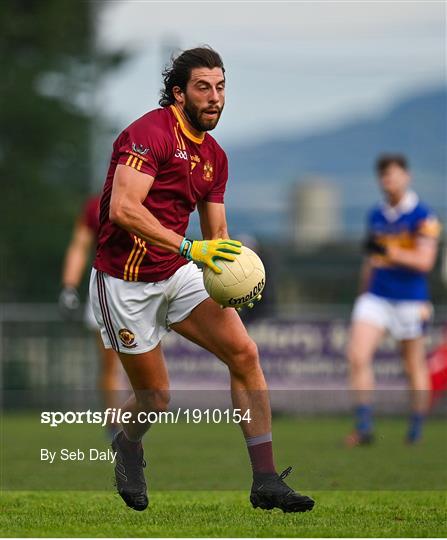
[162,319,445,390]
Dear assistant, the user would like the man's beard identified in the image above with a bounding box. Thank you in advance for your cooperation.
[183,98,223,132]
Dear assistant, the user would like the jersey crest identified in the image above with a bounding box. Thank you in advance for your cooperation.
[118,328,137,349]
[203,160,214,182]
[131,142,150,156]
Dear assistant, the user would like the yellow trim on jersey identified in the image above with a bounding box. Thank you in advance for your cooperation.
[178,132,186,150]
[127,237,147,281]
[127,239,142,281]
[123,236,139,281]
[125,154,144,171]
[123,236,148,281]
[173,125,185,150]
[371,231,426,268]
[133,241,147,281]
[418,217,442,238]
[170,105,205,144]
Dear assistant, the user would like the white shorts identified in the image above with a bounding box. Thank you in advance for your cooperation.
[352,292,432,340]
[89,262,209,354]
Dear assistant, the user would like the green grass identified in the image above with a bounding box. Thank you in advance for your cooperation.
[1,490,446,537]
[1,413,446,536]
[2,413,446,490]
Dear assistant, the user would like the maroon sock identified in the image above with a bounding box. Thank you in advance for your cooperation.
[246,437,276,474]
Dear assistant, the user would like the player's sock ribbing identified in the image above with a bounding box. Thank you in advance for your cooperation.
[407,412,425,442]
[355,404,373,435]
[246,432,276,474]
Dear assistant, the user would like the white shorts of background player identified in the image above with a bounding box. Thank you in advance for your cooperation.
[352,292,433,341]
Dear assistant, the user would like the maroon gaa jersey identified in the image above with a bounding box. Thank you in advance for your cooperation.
[94,106,228,282]
[81,195,100,240]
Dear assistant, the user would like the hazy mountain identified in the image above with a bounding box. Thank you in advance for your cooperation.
[223,87,446,238]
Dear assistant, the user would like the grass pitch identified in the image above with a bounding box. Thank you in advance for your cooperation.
[1,414,446,537]
[1,490,446,537]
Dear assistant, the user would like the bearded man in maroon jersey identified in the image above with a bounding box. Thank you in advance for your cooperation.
[89,46,314,513]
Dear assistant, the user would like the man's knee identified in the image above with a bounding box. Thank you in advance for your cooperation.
[136,389,171,413]
[226,338,260,376]
[347,343,371,371]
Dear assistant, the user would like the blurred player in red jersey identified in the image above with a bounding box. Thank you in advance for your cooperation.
[59,195,123,437]
[346,155,441,446]
[428,325,447,407]
[89,47,314,513]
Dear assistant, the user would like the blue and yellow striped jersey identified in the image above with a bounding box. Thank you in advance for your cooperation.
[367,191,441,301]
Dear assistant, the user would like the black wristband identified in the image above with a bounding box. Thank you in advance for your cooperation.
[179,238,193,259]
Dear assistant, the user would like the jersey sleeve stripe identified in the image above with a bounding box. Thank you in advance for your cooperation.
[418,218,442,238]
[124,154,145,171]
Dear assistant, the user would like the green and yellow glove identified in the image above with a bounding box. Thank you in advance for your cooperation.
[179,237,242,273]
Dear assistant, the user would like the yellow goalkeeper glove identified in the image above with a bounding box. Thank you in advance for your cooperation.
[179,237,242,273]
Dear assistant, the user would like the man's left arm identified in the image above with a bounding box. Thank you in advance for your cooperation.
[387,216,441,272]
[387,238,438,273]
[197,200,230,240]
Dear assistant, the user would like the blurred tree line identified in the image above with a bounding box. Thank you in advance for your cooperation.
[0,0,125,302]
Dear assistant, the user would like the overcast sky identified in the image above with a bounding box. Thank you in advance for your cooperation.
[95,1,446,146]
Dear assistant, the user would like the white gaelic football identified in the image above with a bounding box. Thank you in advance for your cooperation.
[203,246,265,308]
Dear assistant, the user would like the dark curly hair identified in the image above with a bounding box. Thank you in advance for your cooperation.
[376,153,409,175]
[159,46,225,107]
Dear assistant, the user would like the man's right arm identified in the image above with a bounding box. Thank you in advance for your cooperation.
[62,221,94,288]
[109,164,183,253]
[59,217,94,319]
[110,164,241,273]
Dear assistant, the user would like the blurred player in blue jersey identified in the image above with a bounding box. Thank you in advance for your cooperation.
[346,154,441,445]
